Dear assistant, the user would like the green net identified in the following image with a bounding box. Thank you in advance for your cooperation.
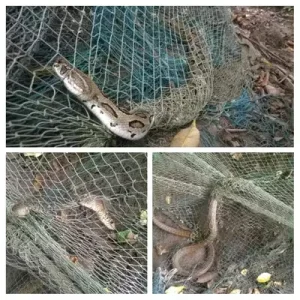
[153,153,293,294]
[6,6,258,147]
[6,153,147,294]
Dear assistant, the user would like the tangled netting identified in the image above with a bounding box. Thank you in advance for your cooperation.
[6,6,253,147]
[6,153,147,294]
[153,153,293,294]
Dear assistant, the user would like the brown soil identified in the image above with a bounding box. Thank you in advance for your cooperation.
[197,6,294,148]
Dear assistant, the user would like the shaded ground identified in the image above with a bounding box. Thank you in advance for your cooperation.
[197,6,294,147]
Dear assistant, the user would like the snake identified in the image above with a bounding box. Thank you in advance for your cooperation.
[153,214,192,238]
[53,57,154,140]
[153,199,218,282]
[80,194,116,230]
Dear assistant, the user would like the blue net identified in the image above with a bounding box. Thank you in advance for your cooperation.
[89,6,188,102]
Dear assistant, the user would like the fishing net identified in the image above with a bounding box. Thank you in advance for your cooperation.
[6,6,256,147]
[153,153,293,294]
[6,152,147,294]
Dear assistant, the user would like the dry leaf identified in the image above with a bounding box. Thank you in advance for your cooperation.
[264,85,284,96]
[33,174,45,191]
[170,120,200,147]
[230,289,241,294]
[69,255,79,264]
[253,288,260,294]
[257,272,271,283]
[127,231,138,243]
[259,70,270,87]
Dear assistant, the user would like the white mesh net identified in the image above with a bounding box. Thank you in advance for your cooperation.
[153,153,293,294]
[6,153,147,294]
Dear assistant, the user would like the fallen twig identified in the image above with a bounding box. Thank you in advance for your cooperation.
[254,40,289,67]
[272,64,294,84]
[237,31,291,68]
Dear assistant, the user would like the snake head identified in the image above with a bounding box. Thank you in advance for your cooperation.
[11,202,30,218]
[53,57,72,79]
[104,217,116,231]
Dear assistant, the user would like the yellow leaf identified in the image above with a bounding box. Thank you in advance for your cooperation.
[140,210,147,226]
[165,195,171,204]
[230,289,241,294]
[24,152,43,158]
[103,288,112,294]
[170,120,200,147]
[241,269,248,276]
[257,272,271,283]
[165,286,185,294]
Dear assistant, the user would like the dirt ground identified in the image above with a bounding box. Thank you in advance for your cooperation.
[195,6,294,148]
[233,7,293,68]
[233,6,293,93]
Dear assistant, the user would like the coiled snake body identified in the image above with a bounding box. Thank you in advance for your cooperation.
[153,215,192,238]
[153,199,218,282]
[53,58,154,140]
